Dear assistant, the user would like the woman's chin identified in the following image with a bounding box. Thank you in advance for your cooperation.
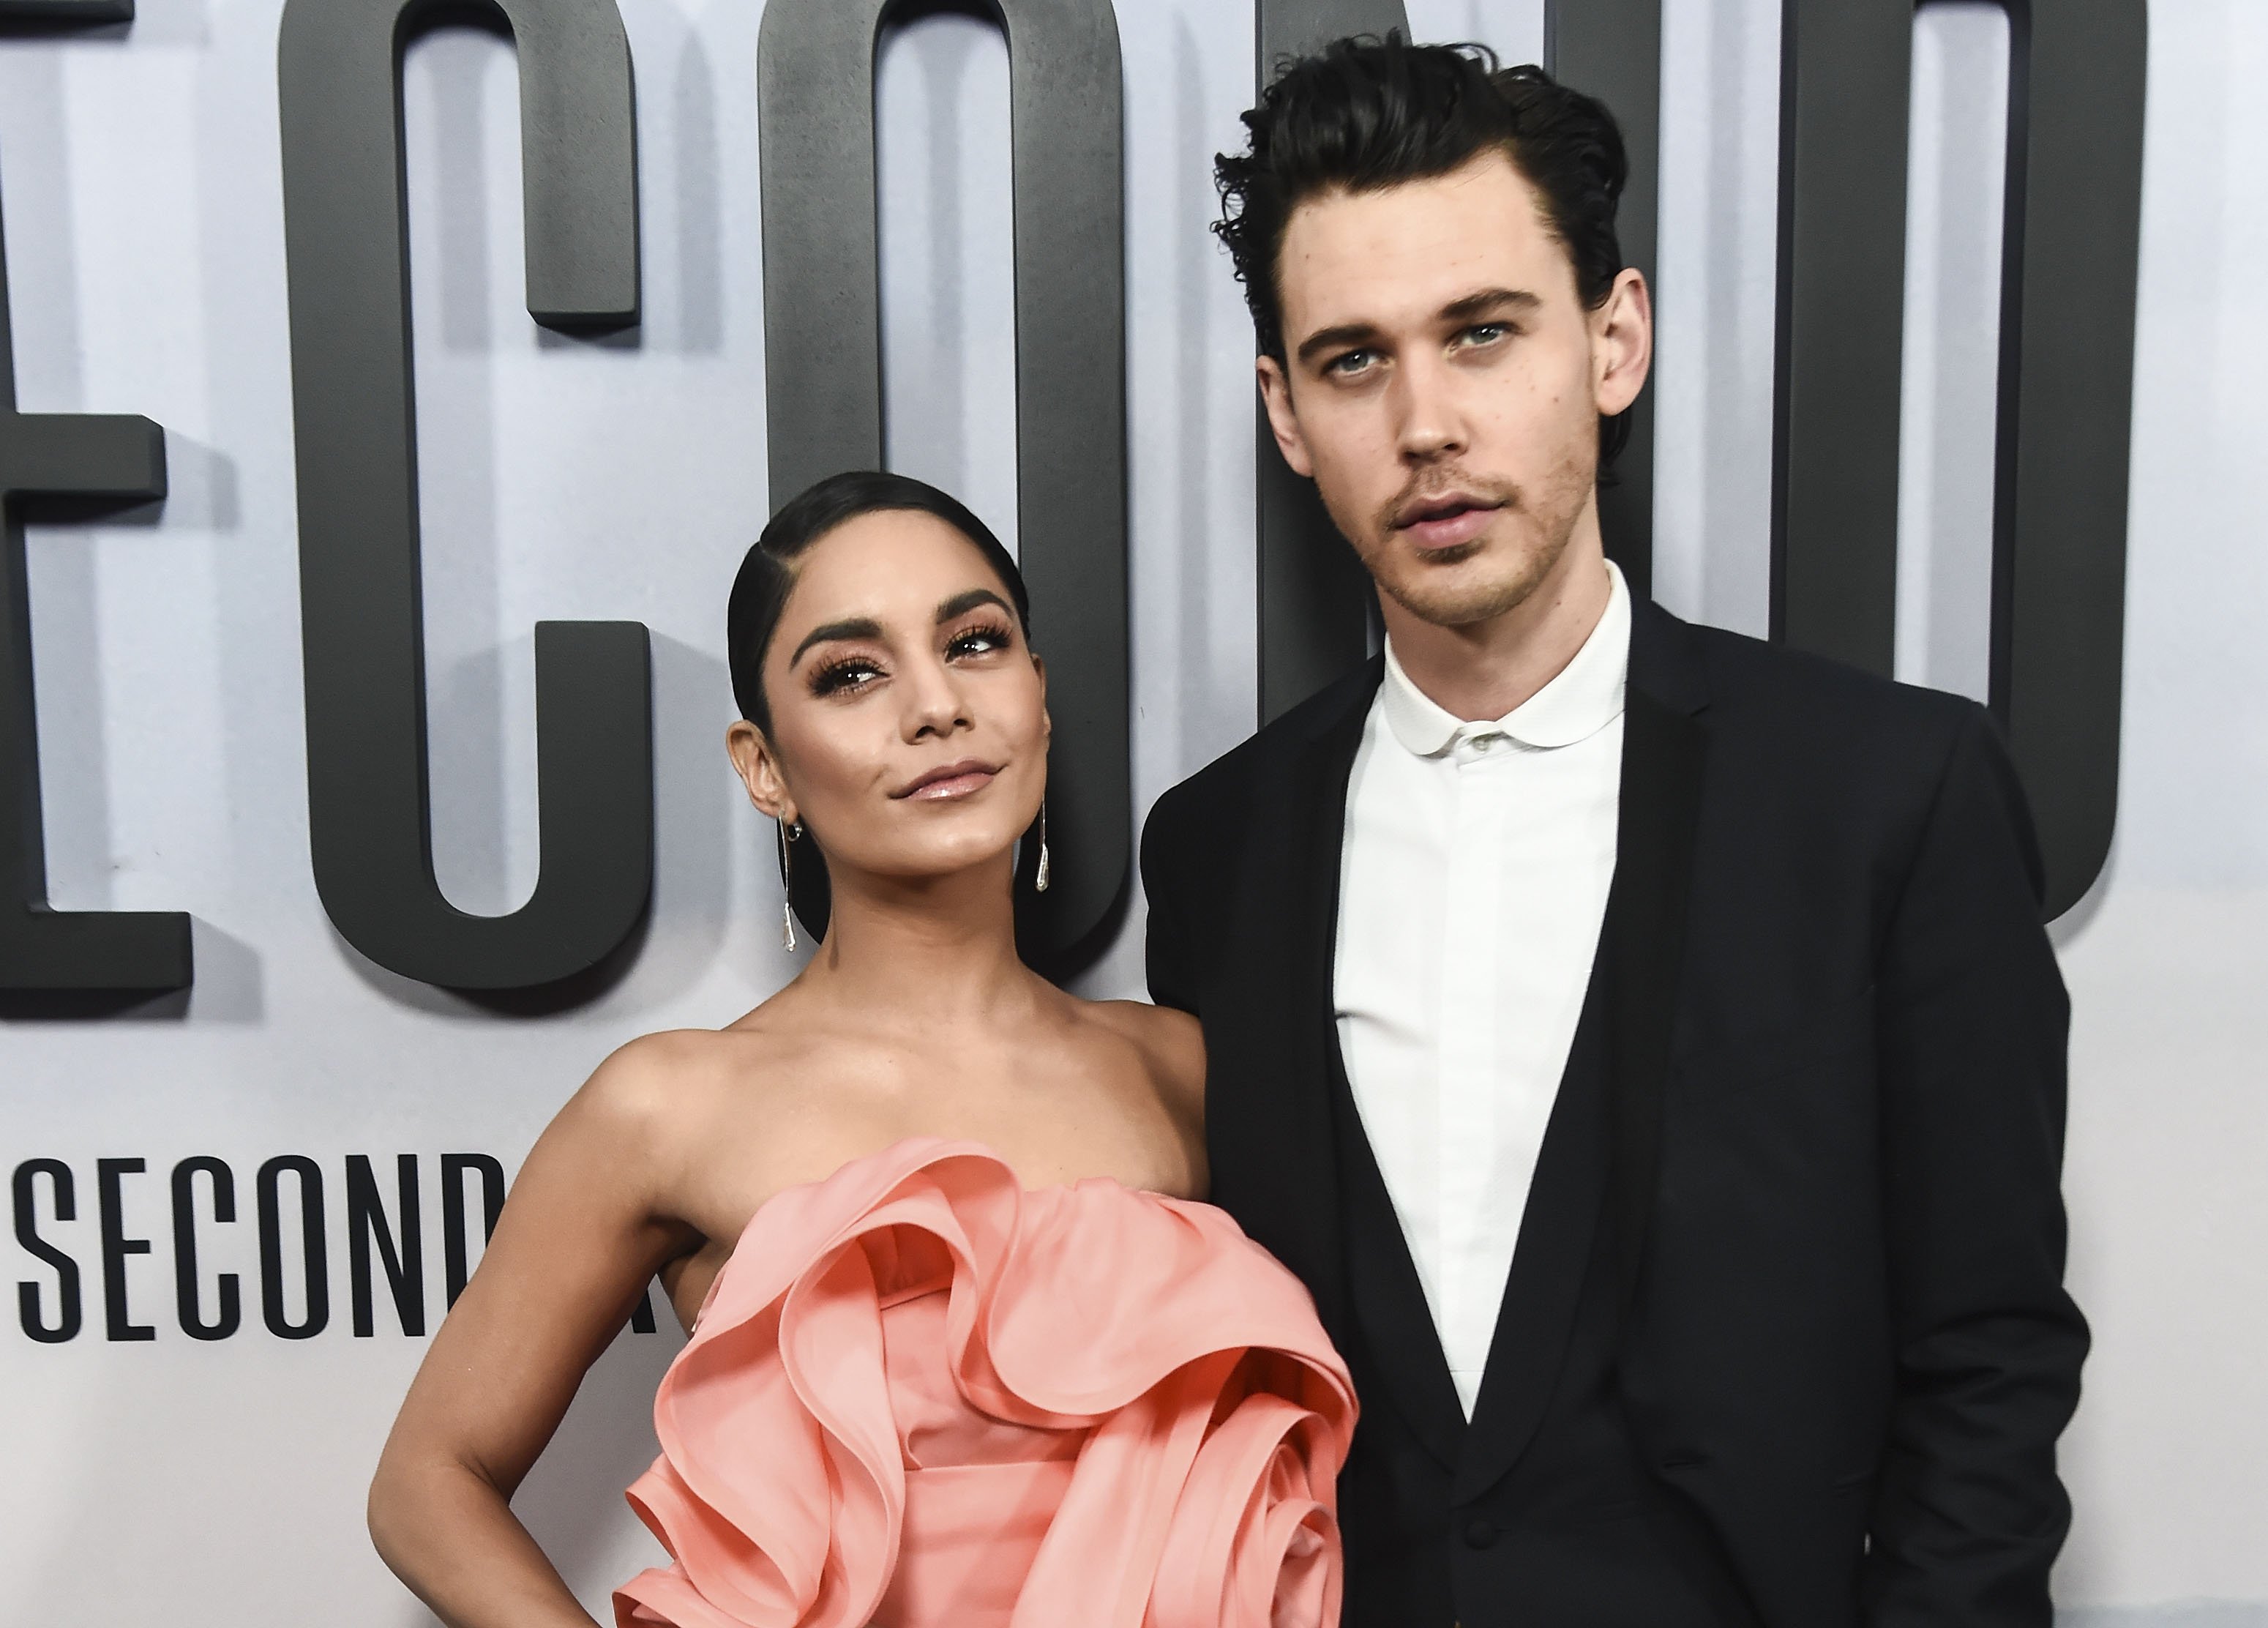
[847,838,1027,887]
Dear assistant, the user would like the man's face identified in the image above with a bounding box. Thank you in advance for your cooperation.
[1257,150,1650,630]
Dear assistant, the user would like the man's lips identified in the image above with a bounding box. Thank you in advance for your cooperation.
[1394,495,1502,551]
[893,758,1000,801]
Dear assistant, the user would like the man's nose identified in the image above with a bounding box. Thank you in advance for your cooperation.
[1393,352,1468,463]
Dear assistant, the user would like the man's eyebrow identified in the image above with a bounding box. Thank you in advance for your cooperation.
[1440,287,1543,323]
[1292,289,1541,369]
[937,588,1013,624]
[1295,321,1384,370]
[788,616,883,667]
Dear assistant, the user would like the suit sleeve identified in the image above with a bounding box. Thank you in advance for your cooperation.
[1139,784,1203,1018]
[1863,704,2089,1627]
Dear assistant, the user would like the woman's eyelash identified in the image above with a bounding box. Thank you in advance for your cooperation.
[809,657,883,695]
[806,623,1012,695]
[948,621,1015,657]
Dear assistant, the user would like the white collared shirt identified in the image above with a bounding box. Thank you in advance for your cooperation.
[1333,561,1630,1417]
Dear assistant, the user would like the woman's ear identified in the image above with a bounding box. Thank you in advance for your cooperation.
[725,720,795,823]
[1031,653,1051,740]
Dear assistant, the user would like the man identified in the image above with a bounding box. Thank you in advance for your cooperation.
[1141,37,2084,1628]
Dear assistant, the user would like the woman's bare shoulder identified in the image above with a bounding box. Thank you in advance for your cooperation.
[540,1020,871,1238]
[1084,996,1201,1048]
[575,1025,761,1103]
[550,1027,789,1166]
[1082,998,1205,1116]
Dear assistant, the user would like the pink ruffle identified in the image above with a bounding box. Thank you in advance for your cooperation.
[615,1139,1355,1628]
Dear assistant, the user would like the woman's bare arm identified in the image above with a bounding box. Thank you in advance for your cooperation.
[368,1039,703,1628]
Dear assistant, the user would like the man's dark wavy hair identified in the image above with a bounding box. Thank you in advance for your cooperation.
[1213,35,1635,468]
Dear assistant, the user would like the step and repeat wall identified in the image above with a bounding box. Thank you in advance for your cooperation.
[2,0,2261,1622]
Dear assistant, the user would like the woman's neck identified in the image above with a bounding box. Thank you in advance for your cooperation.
[790,855,1040,1031]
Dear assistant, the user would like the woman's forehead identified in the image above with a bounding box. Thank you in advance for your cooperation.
[779,510,1012,636]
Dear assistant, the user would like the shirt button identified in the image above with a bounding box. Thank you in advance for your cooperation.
[1463,1517,1500,1549]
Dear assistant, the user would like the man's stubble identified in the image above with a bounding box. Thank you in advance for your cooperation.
[1343,436,1596,631]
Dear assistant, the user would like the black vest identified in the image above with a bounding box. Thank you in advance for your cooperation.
[1325,945,1757,1628]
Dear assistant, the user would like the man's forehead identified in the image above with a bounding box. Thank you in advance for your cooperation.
[1276,152,1563,329]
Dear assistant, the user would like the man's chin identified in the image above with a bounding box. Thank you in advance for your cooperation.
[1373,542,1549,629]
[1380,575,1529,628]
[1401,536,1486,568]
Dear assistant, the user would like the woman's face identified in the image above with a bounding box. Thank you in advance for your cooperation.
[727,508,1047,888]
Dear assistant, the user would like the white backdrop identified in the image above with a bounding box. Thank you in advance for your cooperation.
[1,1,2261,1622]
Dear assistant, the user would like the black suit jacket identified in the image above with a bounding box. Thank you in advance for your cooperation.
[1141,597,2087,1627]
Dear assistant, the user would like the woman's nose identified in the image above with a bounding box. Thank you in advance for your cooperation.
[900,653,971,741]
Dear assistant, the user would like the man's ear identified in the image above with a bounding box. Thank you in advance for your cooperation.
[725,719,795,823]
[1256,354,1316,479]
[1592,266,1653,418]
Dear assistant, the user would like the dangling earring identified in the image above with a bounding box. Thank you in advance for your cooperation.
[1034,801,1051,894]
[776,815,803,951]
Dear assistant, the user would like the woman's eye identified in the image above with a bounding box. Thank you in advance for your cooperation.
[948,624,1013,660]
[810,658,883,696]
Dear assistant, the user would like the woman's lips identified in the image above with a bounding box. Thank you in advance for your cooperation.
[895,760,1000,801]
[1398,503,1497,551]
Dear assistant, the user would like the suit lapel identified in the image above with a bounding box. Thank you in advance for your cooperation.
[1454,600,1711,1501]
[1609,602,1710,1321]
[1239,659,1468,1472]
[1330,1048,1470,1471]
[1304,666,1470,1474]
[1452,923,1616,1501]
[1208,663,1378,1339]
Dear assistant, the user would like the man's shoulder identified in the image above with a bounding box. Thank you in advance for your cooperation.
[1660,607,1983,780]
[1146,659,1380,847]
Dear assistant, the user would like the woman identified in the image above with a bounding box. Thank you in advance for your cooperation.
[367,471,1355,1628]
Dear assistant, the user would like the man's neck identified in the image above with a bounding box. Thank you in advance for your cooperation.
[1380,531,1615,724]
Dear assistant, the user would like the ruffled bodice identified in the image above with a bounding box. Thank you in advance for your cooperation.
[614,1138,1356,1628]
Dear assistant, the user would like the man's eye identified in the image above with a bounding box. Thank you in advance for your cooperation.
[1460,322,1511,347]
[1325,348,1377,376]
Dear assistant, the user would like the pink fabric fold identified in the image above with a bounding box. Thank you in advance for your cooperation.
[615,1138,1355,1628]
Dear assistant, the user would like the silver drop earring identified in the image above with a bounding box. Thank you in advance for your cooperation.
[1035,802,1051,894]
[776,816,803,951]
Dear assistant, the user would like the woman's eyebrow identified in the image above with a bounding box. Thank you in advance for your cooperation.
[935,589,1011,624]
[788,617,883,666]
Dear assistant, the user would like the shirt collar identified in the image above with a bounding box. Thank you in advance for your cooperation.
[1378,559,1631,757]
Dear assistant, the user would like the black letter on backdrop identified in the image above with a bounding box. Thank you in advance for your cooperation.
[348,1153,425,1336]
[14,1157,82,1343]
[0,0,131,16]
[277,0,654,989]
[441,1151,504,1306]
[1773,0,2145,916]
[1251,0,1664,722]
[257,1154,329,1339]
[96,1156,154,1341]
[757,0,1129,975]
[0,0,189,998]
[171,1156,242,1340]
[1546,0,1661,602]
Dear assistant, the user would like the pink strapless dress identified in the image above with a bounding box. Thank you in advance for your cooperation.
[614,1138,1356,1628]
